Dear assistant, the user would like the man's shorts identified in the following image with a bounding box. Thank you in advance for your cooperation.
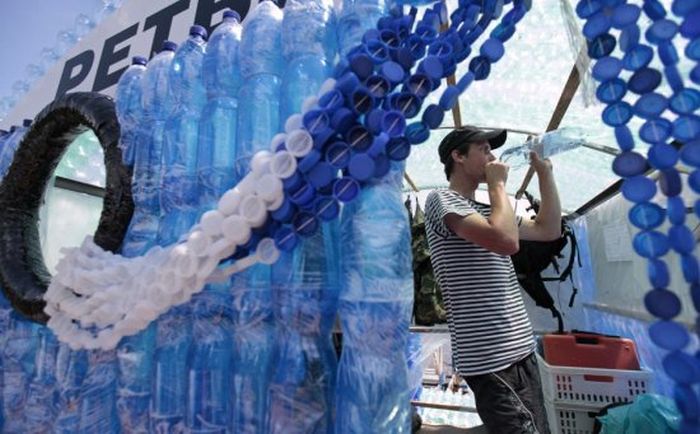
[463,352,551,434]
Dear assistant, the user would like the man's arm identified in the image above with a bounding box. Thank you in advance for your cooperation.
[519,152,562,241]
[445,162,520,255]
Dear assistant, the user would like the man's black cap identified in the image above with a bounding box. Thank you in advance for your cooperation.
[438,126,508,164]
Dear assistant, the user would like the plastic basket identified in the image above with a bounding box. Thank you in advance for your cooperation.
[536,353,652,409]
[545,401,599,434]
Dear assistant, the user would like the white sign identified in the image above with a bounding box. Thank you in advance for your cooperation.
[602,219,634,262]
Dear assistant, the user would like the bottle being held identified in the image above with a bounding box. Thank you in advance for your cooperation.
[499,127,587,169]
[115,56,148,166]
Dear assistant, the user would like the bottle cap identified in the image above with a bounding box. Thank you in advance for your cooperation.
[350,86,376,115]
[389,92,421,117]
[289,182,316,206]
[592,56,622,81]
[348,154,375,181]
[335,72,360,95]
[380,61,405,85]
[271,197,295,223]
[162,41,178,52]
[332,176,360,203]
[480,38,504,62]
[325,141,352,169]
[349,53,375,79]
[405,74,432,98]
[345,125,373,152]
[282,171,303,193]
[364,40,389,64]
[285,129,314,157]
[331,107,355,134]
[422,104,444,129]
[387,137,411,161]
[298,149,321,173]
[190,25,208,40]
[368,133,389,157]
[582,11,611,39]
[611,4,640,29]
[292,211,318,237]
[314,196,340,221]
[132,56,148,66]
[365,108,386,135]
[223,9,241,21]
[319,90,344,112]
[373,154,391,178]
[274,225,298,252]
[405,121,430,144]
[628,67,661,94]
[365,75,391,98]
[22,118,32,127]
[381,110,406,137]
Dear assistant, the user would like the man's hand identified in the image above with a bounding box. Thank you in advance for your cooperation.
[530,151,552,175]
[485,161,510,185]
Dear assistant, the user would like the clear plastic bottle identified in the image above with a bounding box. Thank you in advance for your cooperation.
[152,26,207,433]
[78,350,120,432]
[0,291,13,430]
[499,127,587,169]
[54,347,88,433]
[336,163,413,434]
[268,222,341,434]
[337,0,389,57]
[115,56,148,166]
[280,0,337,120]
[0,119,32,179]
[24,326,60,432]
[236,0,283,179]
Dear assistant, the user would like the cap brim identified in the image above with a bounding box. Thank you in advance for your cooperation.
[475,129,507,150]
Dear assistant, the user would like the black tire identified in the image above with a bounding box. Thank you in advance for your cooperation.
[0,92,133,323]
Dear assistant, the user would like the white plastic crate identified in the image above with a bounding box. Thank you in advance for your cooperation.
[536,353,652,409]
[545,401,599,434]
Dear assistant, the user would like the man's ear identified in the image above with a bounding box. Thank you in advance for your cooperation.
[451,148,463,163]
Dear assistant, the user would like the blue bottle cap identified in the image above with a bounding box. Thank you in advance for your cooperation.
[390,92,421,117]
[289,182,316,206]
[223,9,241,21]
[576,0,602,18]
[404,34,427,60]
[394,46,415,70]
[405,121,430,144]
[380,29,400,48]
[602,101,633,126]
[633,230,670,258]
[363,29,381,44]
[283,171,303,192]
[648,143,678,170]
[273,226,298,252]
[658,42,679,66]
[680,141,700,167]
[307,161,335,189]
[633,92,667,119]
[686,37,700,60]
[643,0,667,20]
[692,64,700,85]
[132,56,148,66]
[640,118,672,144]
[292,211,318,237]
[670,89,700,115]
[319,90,345,112]
[667,196,686,225]
[504,5,527,24]
[650,320,689,351]
[422,104,444,129]
[348,154,376,182]
[469,56,491,81]
[619,26,640,52]
[662,351,700,384]
[682,256,699,283]
[405,74,432,98]
[298,149,321,173]
[622,175,657,202]
[614,125,635,151]
[190,25,208,40]
[665,65,684,92]
[611,4,640,28]
[648,258,670,288]
[313,196,340,221]
[373,154,391,178]
[629,202,665,230]
[612,151,647,177]
[622,45,653,70]
[331,107,355,135]
[670,225,694,254]
[312,127,335,151]
[333,177,360,203]
[303,109,330,135]
[673,116,700,142]
[592,56,622,81]
[387,137,411,161]
[271,198,295,223]
[491,23,515,42]
[583,11,612,39]
[345,125,373,152]
[367,133,389,158]
[326,141,352,169]
[644,289,681,319]
[660,168,682,197]
[349,53,375,79]
[675,385,700,422]
[691,169,700,194]
[350,86,376,115]
[381,61,406,85]
[588,32,616,59]
[364,39,390,64]
[646,19,679,44]
[365,75,391,98]
[382,110,406,137]
[365,108,386,135]
[162,40,178,52]
[418,56,444,81]
[335,72,360,95]
[596,78,627,103]
[22,119,32,127]
[480,38,505,62]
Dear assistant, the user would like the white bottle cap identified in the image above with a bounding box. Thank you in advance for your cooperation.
[319,78,336,95]
[285,113,303,133]
[201,209,225,236]
[270,133,287,152]
[285,129,313,157]
[256,238,280,265]
[270,150,297,179]
[302,96,319,113]
[221,214,252,246]
[218,189,242,216]
[256,173,283,204]
[239,195,268,228]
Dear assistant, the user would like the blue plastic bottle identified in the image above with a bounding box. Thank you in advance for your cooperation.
[2,313,40,432]
[185,10,241,434]
[54,347,88,433]
[24,326,60,432]
[0,291,13,430]
[152,26,207,433]
[0,119,32,179]
[336,162,413,433]
[115,55,148,166]
[236,0,283,179]
[198,9,243,211]
[337,0,390,57]
[78,350,120,432]
[280,0,337,121]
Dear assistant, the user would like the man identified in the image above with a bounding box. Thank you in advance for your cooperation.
[424,126,561,434]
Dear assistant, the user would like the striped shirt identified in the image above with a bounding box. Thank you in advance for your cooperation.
[424,188,535,376]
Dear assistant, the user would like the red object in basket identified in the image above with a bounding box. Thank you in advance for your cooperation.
[543,331,641,370]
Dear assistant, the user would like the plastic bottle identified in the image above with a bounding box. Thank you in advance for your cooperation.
[337,0,390,57]
[336,162,413,433]
[268,222,341,434]
[115,55,148,166]
[0,119,32,179]
[236,0,283,179]
[280,0,337,120]
[198,9,243,212]
[0,291,13,430]
[152,26,207,433]
[499,127,587,169]
[78,350,120,432]
[54,347,88,433]
[24,326,60,432]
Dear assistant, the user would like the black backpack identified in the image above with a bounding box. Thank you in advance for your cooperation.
[511,191,581,333]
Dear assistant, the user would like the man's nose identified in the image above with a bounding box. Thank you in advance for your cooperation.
[487,153,496,162]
